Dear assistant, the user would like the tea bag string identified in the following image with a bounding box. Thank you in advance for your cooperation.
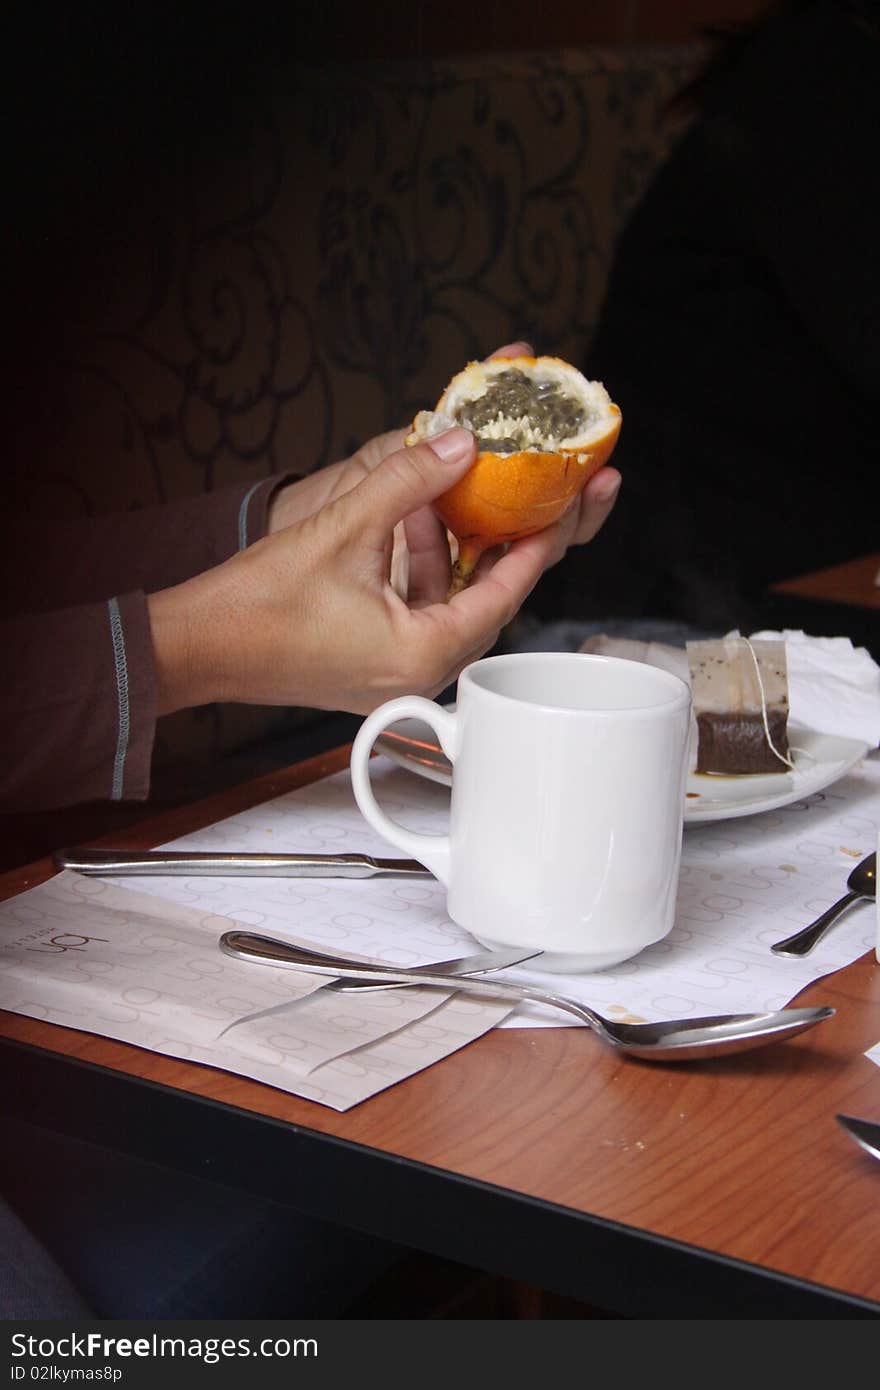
[742,637,796,769]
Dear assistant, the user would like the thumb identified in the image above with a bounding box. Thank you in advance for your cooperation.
[345,428,476,539]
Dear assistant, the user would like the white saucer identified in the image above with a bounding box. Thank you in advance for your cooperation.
[375,714,869,825]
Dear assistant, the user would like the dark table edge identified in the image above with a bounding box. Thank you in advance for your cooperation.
[2,1036,877,1320]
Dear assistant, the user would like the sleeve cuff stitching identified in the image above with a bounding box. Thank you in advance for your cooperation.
[237,481,266,550]
[107,597,132,800]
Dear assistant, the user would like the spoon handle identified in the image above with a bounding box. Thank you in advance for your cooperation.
[218,937,605,1035]
[770,889,860,957]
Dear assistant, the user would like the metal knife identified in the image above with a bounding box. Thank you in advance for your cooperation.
[54,848,430,878]
[837,1113,880,1162]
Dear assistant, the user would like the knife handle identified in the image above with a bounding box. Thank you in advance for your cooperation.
[54,848,430,878]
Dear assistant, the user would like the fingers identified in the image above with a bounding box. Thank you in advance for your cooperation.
[351,428,409,473]
[389,520,410,599]
[455,532,548,625]
[401,459,620,664]
[570,466,622,545]
[488,340,534,360]
[346,428,477,542]
[534,466,621,567]
[420,529,549,665]
[403,506,453,606]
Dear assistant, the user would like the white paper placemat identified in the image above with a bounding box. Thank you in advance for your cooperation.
[1,751,878,1109]
[0,871,512,1110]
[105,752,880,1026]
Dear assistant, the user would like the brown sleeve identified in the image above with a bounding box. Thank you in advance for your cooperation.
[3,474,292,616]
[0,593,157,812]
[0,473,302,811]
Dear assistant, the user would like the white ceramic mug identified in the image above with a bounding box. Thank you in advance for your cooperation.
[350,651,691,972]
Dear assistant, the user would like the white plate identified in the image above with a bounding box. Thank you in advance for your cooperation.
[375,713,870,825]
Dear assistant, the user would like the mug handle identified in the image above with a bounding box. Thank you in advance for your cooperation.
[350,696,459,884]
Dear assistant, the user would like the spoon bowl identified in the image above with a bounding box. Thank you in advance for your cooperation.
[598,1006,835,1060]
[219,934,835,1062]
[771,851,876,956]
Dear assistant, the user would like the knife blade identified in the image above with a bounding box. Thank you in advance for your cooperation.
[54,848,430,878]
[836,1113,880,1162]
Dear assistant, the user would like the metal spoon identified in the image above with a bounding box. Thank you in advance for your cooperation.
[219,938,835,1062]
[771,852,876,957]
[220,931,540,991]
[837,1114,880,1162]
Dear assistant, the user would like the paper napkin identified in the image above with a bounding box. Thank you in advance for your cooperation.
[746,629,880,747]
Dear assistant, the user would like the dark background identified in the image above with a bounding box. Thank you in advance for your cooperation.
[3,0,875,865]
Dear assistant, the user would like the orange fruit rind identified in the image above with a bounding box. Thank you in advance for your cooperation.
[407,355,621,596]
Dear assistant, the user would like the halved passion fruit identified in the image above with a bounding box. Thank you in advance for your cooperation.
[407,355,621,594]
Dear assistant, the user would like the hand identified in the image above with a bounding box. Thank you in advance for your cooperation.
[265,342,537,536]
[265,429,408,534]
[148,427,589,717]
[266,429,413,600]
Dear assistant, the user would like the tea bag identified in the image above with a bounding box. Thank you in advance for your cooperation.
[686,636,791,774]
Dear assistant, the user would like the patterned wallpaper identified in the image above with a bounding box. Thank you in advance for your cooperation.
[8,44,699,771]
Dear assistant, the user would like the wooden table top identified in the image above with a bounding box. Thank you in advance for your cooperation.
[3,747,880,1316]
[770,552,880,611]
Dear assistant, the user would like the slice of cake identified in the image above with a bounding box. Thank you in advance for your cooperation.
[686,636,791,775]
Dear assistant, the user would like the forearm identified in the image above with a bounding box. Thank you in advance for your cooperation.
[146,535,309,716]
[148,568,233,716]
